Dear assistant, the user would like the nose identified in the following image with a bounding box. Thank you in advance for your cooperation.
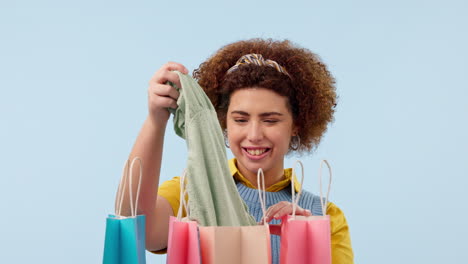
[247,122,264,143]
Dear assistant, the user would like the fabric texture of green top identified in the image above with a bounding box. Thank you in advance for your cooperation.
[168,71,256,227]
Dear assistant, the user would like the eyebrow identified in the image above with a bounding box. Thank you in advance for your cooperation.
[230,110,284,117]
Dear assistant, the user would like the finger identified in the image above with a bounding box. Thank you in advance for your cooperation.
[150,84,180,101]
[150,62,188,85]
[163,61,189,74]
[294,207,312,216]
[264,203,287,219]
[271,204,310,219]
[265,201,289,216]
[263,206,278,222]
[272,204,296,219]
[149,95,178,109]
[264,202,290,222]
[152,70,184,89]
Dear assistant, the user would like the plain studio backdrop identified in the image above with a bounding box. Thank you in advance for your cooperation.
[1,0,467,263]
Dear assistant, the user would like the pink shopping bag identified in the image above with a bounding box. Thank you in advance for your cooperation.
[166,170,201,264]
[280,160,333,264]
[199,224,271,264]
[198,168,271,264]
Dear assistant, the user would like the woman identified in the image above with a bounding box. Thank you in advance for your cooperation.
[118,38,354,263]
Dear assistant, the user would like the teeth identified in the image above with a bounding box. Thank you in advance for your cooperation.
[247,149,267,156]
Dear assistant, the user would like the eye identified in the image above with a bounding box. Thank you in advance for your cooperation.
[234,119,247,123]
[264,119,279,124]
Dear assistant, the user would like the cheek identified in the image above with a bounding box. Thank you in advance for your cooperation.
[269,128,293,147]
[226,126,242,145]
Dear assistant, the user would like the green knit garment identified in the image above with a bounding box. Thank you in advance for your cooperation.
[168,71,256,227]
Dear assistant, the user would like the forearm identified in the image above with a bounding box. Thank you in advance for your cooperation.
[117,116,167,217]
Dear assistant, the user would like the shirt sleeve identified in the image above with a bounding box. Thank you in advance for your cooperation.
[157,176,182,217]
[327,202,354,263]
[149,176,182,255]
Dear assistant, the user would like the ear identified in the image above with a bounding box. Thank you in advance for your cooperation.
[291,125,299,137]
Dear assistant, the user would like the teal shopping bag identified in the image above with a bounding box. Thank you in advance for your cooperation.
[103,214,146,264]
[103,157,146,264]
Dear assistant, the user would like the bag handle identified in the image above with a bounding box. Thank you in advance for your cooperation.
[291,160,305,218]
[319,160,332,216]
[290,160,333,217]
[176,169,190,220]
[115,160,128,216]
[115,157,143,217]
[257,168,268,226]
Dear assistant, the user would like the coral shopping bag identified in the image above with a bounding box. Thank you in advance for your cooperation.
[198,168,271,264]
[166,170,201,264]
[103,158,146,264]
[280,160,332,264]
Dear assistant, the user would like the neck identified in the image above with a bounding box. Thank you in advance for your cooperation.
[236,160,285,189]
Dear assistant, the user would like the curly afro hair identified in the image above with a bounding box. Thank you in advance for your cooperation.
[193,38,337,153]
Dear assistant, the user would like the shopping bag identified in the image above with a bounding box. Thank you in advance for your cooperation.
[103,157,146,264]
[198,168,271,264]
[280,160,332,264]
[166,170,201,264]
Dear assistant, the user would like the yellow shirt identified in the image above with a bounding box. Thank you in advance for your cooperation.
[155,159,354,263]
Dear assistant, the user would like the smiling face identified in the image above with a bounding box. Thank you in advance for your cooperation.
[226,87,297,186]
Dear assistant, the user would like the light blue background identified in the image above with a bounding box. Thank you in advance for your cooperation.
[1,0,467,263]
